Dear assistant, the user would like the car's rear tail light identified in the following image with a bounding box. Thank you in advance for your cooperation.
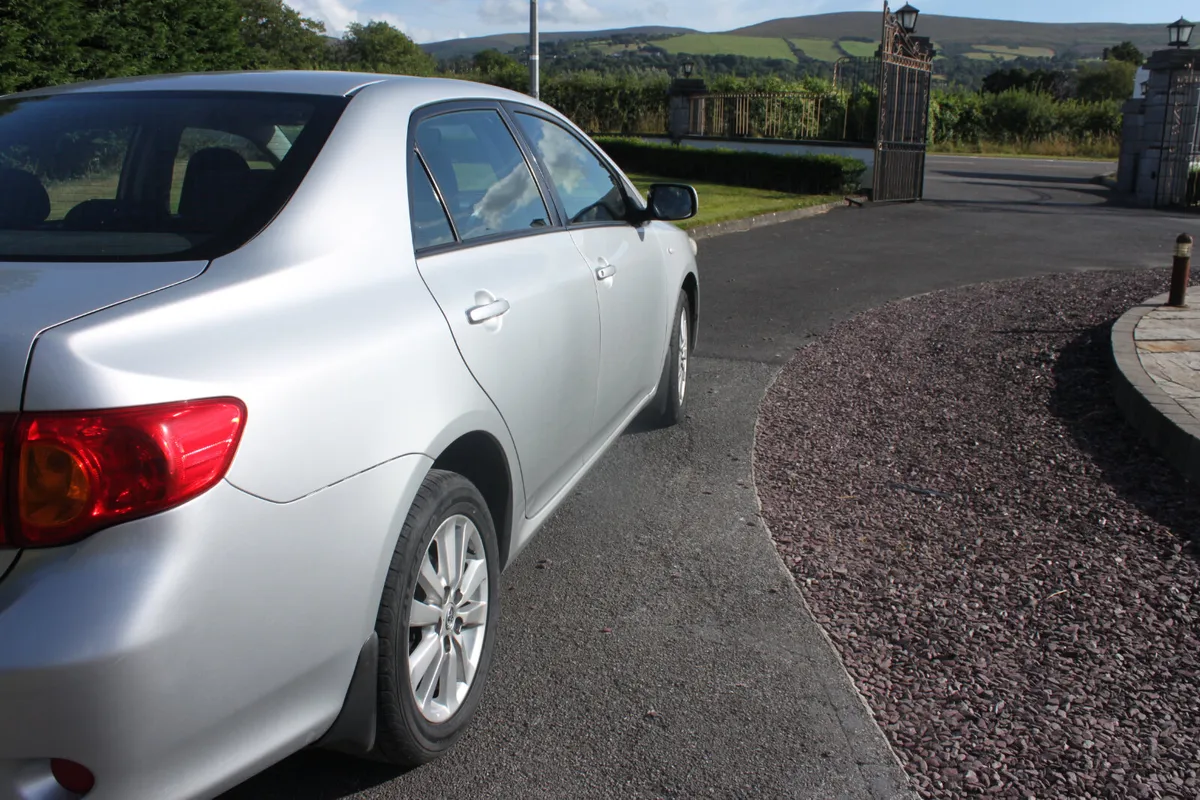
[0,399,245,548]
[0,414,13,547]
[51,758,95,795]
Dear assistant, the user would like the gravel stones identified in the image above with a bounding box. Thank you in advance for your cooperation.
[754,270,1200,800]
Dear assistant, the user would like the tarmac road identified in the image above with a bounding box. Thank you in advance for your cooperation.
[223,156,1195,800]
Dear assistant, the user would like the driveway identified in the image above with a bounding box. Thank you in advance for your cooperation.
[223,156,1192,799]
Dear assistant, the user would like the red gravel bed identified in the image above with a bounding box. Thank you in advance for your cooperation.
[754,270,1200,800]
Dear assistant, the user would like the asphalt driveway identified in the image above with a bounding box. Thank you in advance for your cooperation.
[223,156,1194,799]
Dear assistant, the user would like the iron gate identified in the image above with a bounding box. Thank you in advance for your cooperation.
[873,1,934,202]
[1156,67,1200,208]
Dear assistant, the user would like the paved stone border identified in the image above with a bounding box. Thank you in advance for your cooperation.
[1111,291,1200,484]
[687,197,862,241]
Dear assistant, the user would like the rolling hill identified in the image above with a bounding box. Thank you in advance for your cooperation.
[422,25,694,59]
[421,12,1170,63]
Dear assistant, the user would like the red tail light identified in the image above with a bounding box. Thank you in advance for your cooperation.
[0,399,245,548]
[0,413,13,547]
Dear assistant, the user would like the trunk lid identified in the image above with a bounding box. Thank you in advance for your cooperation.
[0,261,207,410]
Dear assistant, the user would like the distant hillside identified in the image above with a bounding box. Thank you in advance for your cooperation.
[422,12,1169,62]
[731,12,1167,58]
[422,26,694,59]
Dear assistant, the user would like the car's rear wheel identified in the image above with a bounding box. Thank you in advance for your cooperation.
[370,469,500,767]
[652,289,691,428]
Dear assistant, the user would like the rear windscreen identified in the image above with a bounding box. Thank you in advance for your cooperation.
[0,91,348,262]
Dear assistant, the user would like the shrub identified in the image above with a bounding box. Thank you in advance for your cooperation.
[593,136,867,194]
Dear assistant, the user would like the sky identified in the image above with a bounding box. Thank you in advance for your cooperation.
[290,0,1195,44]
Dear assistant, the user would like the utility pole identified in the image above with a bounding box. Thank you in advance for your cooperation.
[530,0,540,100]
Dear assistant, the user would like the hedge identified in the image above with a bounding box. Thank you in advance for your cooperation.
[594,136,868,195]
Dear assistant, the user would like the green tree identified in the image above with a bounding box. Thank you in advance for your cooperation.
[340,21,436,75]
[238,0,331,69]
[471,48,527,90]
[75,0,242,80]
[0,0,86,94]
[1076,60,1136,102]
[1105,41,1144,66]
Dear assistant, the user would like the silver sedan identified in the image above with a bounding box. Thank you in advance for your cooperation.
[0,71,699,799]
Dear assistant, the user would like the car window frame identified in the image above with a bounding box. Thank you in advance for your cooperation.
[502,102,647,230]
[407,99,564,258]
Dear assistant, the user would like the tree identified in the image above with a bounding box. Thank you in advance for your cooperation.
[340,21,436,76]
[0,0,86,94]
[238,0,331,70]
[1106,41,1144,66]
[472,48,527,91]
[1076,60,1136,102]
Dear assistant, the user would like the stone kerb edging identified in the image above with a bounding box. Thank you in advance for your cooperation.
[1110,292,1200,484]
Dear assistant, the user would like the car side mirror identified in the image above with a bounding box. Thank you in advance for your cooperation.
[647,184,698,222]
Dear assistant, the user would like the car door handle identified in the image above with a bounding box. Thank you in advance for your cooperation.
[467,298,511,324]
[595,264,617,280]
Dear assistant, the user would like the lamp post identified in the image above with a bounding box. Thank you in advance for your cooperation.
[530,0,540,100]
[682,60,695,78]
[895,3,920,34]
[1168,17,1195,48]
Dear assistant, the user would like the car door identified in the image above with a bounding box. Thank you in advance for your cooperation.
[509,108,671,441]
[408,104,602,518]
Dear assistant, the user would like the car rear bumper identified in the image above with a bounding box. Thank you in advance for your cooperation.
[0,454,432,800]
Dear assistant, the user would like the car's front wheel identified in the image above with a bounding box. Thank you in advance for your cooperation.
[370,469,500,767]
[652,289,691,428]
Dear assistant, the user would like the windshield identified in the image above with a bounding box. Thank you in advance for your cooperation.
[0,91,348,262]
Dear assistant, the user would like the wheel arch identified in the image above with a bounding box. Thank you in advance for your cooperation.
[682,270,699,349]
[430,430,516,569]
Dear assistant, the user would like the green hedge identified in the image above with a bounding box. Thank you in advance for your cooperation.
[594,136,867,195]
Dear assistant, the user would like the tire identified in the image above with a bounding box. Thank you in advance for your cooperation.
[652,289,691,428]
[370,469,500,767]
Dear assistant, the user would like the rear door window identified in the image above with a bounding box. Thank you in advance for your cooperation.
[414,110,551,242]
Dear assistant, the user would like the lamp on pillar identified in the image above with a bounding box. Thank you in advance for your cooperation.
[1168,17,1195,48]
[895,3,920,34]
[681,60,696,78]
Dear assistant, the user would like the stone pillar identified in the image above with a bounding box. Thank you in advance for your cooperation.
[667,78,707,144]
[1118,48,1199,207]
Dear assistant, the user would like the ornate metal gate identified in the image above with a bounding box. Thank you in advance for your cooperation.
[873,1,934,202]
[1156,67,1200,208]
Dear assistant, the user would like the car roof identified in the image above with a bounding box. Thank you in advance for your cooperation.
[2,70,534,103]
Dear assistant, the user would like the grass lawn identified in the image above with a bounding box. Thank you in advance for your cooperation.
[788,37,843,62]
[659,33,797,62]
[628,173,839,231]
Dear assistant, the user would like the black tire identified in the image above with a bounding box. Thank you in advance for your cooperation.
[652,289,691,428]
[370,469,500,767]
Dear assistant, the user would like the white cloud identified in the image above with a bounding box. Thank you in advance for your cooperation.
[481,0,602,25]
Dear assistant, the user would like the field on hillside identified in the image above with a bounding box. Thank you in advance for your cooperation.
[788,38,842,62]
[659,33,797,61]
[837,40,878,58]
[974,44,1056,58]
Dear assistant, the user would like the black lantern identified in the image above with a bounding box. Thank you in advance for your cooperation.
[1168,17,1195,48]
[682,60,695,78]
[895,3,920,34]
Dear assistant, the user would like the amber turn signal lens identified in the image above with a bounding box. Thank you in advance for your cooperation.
[19,441,91,529]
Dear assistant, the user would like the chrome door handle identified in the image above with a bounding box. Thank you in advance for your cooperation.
[595,265,617,280]
[467,298,510,324]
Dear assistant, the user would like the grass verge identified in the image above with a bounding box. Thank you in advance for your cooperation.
[628,173,840,231]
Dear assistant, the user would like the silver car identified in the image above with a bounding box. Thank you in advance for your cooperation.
[0,71,699,799]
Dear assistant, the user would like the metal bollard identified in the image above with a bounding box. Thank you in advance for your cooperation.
[1169,233,1192,308]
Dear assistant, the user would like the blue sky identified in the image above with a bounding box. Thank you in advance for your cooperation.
[290,0,1194,43]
